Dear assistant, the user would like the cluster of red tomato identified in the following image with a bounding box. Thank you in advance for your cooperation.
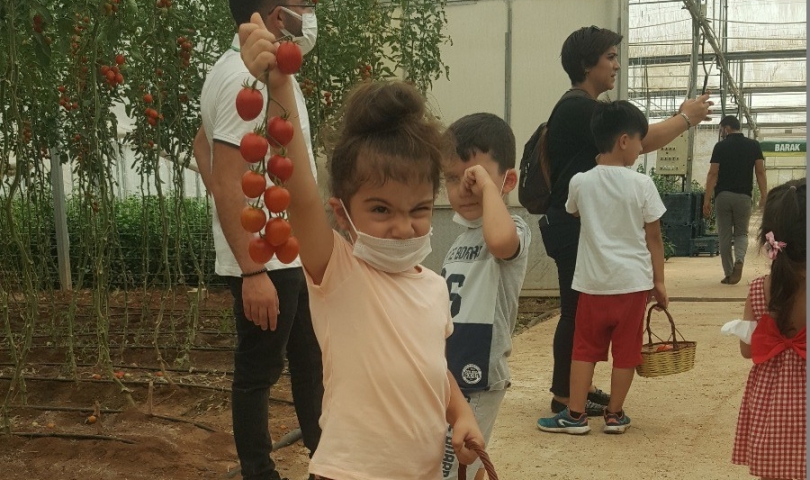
[103,0,121,16]
[100,55,126,89]
[142,92,164,127]
[33,14,45,33]
[300,78,317,97]
[69,14,92,54]
[57,85,79,112]
[237,41,304,266]
[359,63,372,81]
[177,36,193,69]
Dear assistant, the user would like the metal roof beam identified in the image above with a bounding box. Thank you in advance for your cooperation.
[682,0,758,136]
[632,105,807,117]
[629,49,807,66]
[628,85,807,99]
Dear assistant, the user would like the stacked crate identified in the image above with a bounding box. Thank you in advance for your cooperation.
[661,192,719,257]
[661,193,697,257]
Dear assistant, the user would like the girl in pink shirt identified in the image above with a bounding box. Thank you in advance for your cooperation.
[238,14,484,480]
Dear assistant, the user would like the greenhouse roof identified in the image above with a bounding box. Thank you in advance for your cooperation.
[628,0,806,138]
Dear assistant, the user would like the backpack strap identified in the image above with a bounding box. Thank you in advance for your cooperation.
[545,89,594,194]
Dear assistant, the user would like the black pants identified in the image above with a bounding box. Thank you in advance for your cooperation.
[227,268,323,480]
[539,207,581,398]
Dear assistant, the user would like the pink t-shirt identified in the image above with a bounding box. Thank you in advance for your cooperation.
[306,231,453,480]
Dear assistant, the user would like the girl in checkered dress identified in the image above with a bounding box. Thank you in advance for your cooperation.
[732,179,806,480]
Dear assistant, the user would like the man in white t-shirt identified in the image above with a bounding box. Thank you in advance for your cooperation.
[193,2,321,479]
[537,100,668,436]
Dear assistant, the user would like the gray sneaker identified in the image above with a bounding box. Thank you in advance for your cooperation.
[603,409,631,434]
[729,261,744,284]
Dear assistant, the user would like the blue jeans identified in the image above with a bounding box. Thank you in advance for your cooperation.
[227,268,323,480]
[538,207,581,398]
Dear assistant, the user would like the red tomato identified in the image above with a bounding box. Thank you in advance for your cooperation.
[240,132,269,163]
[143,93,153,104]
[276,42,303,75]
[266,116,294,148]
[115,54,125,65]
[267,154,294,183]
[249,237,275,264]
[276,236,300,264]
[265,217,292,246]
[242,171,267,198]
[263,186,291,213]
[241,207,267,233]
[236,86,263,121]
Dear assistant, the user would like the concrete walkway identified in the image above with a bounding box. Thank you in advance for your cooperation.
[487,224,774,479]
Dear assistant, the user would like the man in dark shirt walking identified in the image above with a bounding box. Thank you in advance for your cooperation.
[702,115,767,285]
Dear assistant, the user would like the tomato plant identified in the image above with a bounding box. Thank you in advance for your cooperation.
[298,0,450,153]
[0,0,448,428]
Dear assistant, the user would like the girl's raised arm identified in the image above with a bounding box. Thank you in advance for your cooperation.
[239,13,333,281]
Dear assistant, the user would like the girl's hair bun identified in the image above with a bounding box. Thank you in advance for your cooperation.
[342,81,426,137]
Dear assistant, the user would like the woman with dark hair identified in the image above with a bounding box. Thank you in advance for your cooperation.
[539,26,713,418]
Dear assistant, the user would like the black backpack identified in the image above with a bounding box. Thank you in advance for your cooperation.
[518,89,591,215]
[517,123,550,214]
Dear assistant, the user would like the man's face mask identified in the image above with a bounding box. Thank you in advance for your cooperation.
[280,7,317,56]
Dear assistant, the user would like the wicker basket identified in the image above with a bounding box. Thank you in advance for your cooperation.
[636,305,696,378]
[458,439,498,480]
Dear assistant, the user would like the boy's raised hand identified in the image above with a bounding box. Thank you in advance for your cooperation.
[463,165,497,198]
[238,13,287,88]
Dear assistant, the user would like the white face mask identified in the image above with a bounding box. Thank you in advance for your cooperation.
[280,7,317,56]
[452,213,483,229]
[451,174,508,229]
[340,200,433,273]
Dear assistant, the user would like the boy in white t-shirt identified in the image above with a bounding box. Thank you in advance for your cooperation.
[537,100,668,435]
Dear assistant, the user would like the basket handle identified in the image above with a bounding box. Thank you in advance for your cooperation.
[644,304,683,348]
[458,439,498,480]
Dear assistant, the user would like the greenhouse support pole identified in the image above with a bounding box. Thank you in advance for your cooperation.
[685,4,701,193]
[503,0,513,126]
[49,147,72,290]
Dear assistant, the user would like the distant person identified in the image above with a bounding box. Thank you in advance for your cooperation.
[440,113,531,479]
[730,178,805,479]
[702,115,767,285]
[538,25,712,418]
[537,100,667,435]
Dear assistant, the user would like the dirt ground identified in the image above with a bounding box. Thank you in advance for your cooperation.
[0,218,776,479]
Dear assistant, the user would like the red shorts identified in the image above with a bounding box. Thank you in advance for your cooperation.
[572,290,649,368]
